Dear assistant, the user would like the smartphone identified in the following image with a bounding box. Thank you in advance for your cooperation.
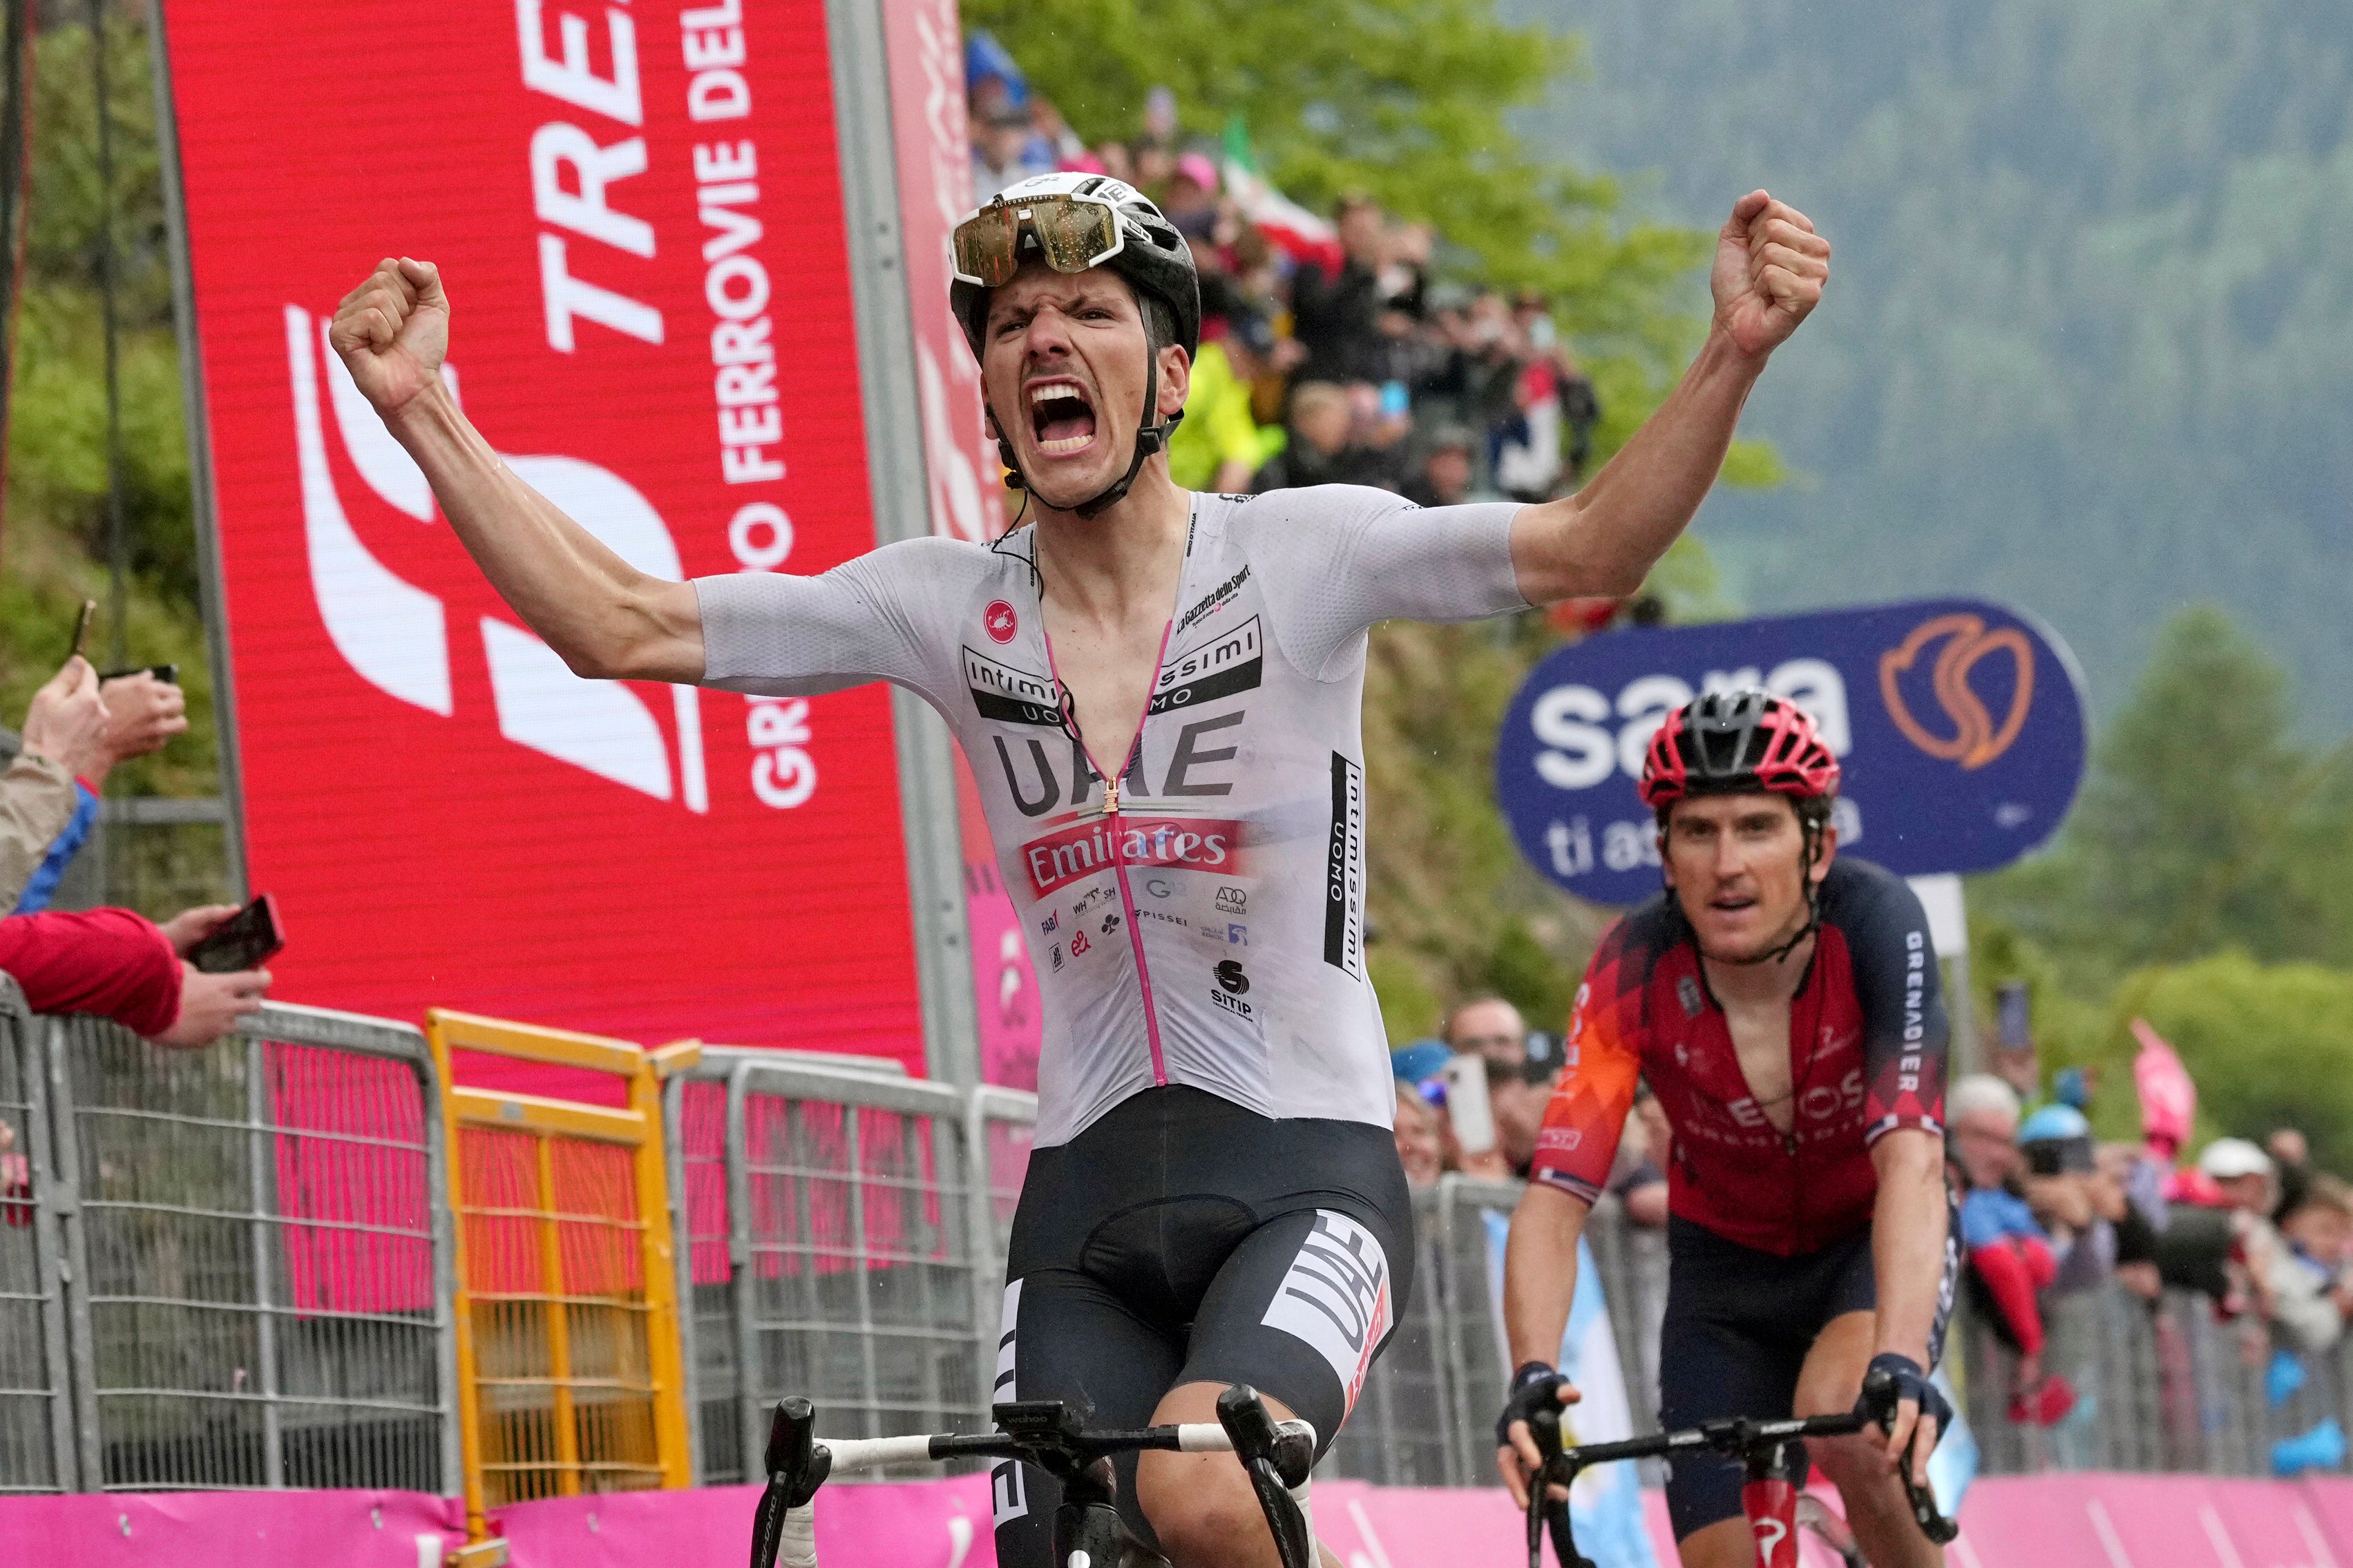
[187,894,287,975]
[99,663,179,685]
[2026,1136,2095,1176]
[1439,1053,1497,1156]
[69,600,96,660]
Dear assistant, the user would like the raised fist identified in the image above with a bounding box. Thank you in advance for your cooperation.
[1711,192,1831,361]
[328,256,449,417]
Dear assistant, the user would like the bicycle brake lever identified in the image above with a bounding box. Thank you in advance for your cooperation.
[1898,1462,1959,1545]
[1523,1406,1597,1568]
[767,1397,830,1506]
[751,1399,830,1568]
[1217,1385,1317,1568]
[1860,1368,1959,1545]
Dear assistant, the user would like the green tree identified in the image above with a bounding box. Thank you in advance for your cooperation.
[2102,954,2353,1171]
[1979,605,2321,988]
[2,17,218,905]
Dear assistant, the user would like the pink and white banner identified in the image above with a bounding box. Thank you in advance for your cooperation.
[12,1473,2353,1566]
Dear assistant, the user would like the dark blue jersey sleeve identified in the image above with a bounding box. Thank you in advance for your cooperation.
[1822,860,1949,1142]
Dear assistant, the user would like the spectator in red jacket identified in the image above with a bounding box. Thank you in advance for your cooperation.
[0,902,269,1046]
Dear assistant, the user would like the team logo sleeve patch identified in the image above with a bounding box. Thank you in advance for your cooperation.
[1259,1210,1395,1417]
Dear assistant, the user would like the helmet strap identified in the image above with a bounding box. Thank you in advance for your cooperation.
[984,358,1186,519]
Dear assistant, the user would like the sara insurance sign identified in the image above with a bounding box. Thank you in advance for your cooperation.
[1495,598,2090,906]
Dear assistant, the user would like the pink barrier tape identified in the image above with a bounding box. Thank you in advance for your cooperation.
[0,1489,465,1568]
[491,1478,996,1568]
[15,1472,2353,1566]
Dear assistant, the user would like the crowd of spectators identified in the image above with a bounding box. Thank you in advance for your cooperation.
[1947,1051,2353,1456]
[0,651,269,1049]
[964,43,1601,510]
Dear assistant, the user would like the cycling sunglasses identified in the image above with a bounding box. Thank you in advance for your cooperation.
[952,192,1127,287]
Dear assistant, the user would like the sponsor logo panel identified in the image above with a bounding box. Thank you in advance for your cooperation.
[1324,752,1366,978]
[1150,615,1264,714]
[964,644,1061,727]
[1260,1210,1394,1417]
[1020,815,1247,899]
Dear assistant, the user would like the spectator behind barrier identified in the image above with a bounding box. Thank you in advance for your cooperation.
[1487,1053,1558,1180]
[8,658,189,915]
[987,75,1612,514]
[1394,1078,1444,1191]
[1441,993,1526,1071]
[1949,1073,2075,1425]
[1250,381,1391,492]
[1403,424,1484,510]
[2269,1127,2314,1221]
[1,656,110,910]
[2265,1175,2353,1356]
[0,902,269,1046]
[1165,311,1277,495]
[1610,1080,1669,1228]
[1288,195,1396,385]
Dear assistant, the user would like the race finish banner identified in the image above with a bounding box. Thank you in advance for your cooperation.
[155,0,937,1069]
[1496,597,2090,907]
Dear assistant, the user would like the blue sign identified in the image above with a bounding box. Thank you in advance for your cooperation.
[1494,597,2089,906]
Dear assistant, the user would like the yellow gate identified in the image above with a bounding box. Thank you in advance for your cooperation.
[426,1010,698,1539]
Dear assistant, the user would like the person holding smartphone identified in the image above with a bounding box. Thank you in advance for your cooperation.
[0,901,272,1047]
[7,649,189,915]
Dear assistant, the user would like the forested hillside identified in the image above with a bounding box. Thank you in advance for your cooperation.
[1518,0,2353,732]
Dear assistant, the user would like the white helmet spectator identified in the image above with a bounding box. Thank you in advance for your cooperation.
[2197,1138,2274,1181]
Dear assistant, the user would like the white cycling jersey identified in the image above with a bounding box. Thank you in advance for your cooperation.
[698,486,1527,1146]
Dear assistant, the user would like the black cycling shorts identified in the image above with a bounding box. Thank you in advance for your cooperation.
[1657,1214,1957,1540]
[991,1085,1413,1567]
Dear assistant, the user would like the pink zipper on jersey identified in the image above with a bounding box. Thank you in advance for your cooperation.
[1043,618,1177,1087]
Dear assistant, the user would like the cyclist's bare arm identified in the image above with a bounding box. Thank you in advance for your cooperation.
[331,258,703,684]
[1508,193,1827,605]
[1867,1127,1950,1479]
[1496,1180,1593,1504]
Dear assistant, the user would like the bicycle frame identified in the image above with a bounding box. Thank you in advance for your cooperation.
[749,1382,1318,1568]
[1523,1368,1956,1568]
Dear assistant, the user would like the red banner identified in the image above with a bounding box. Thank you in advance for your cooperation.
[874,0,1040,1092]
[161,0,924,1067]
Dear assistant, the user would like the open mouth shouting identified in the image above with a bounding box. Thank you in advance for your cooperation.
[1028,376,1098,457]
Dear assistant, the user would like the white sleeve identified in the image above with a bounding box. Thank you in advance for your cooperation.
[1246,486,1527,680]
[694,536,966,709]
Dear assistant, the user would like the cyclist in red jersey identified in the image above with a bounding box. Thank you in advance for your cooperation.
[1496,691,1954,1568]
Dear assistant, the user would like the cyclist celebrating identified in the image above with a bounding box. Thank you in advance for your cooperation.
[332,178,1827,1567]
[1498,691,1954,1568]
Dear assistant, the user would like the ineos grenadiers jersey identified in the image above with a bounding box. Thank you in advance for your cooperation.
[696,488,1526,1147]
[1530,858,1950,1256]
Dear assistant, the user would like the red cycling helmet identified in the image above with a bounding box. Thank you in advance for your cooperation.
[1638,689,1840,812]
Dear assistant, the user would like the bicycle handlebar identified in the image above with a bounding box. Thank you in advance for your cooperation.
[750,1388,1320,1568]
[1521,1366,1957,1568]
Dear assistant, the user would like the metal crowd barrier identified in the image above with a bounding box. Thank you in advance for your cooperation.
[665,1051,996,1485]
[18,1000,458,1493]
[0,976,71,1491]
[1957,1281,2353,1478]
[18,983,2353,1503]
[425,1011,695,1536]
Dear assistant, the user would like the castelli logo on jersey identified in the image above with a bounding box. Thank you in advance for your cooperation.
[984,600,1019,644]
